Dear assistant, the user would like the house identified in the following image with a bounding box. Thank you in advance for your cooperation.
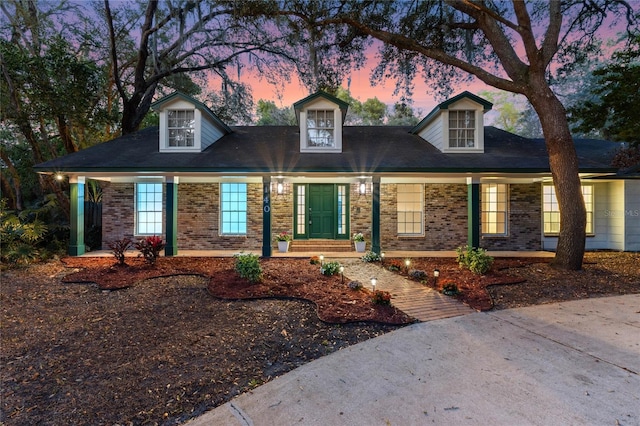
[34,91,640,256]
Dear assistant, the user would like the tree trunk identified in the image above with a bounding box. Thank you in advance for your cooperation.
[0,149,23,210]
[528,86,586,270]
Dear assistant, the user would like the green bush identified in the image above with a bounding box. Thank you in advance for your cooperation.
[320,260,341,276]
[456,245,494,275]
[441,282,460,296]
[409,269,427,281]
[1,200,48,266]
[348,281,363,290]
[361,250,381,263]
[234,252,262,283]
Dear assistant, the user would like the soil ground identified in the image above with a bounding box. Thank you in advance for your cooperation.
[1,252,638,425]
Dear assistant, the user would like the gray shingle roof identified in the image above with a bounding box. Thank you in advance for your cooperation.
[34,125,617,174]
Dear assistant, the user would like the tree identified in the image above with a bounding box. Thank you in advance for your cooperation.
[569,32,640,146]
[0,0,111,217]
[333,87,388,124]
[291,0,637,270]
[102,0,296,134]
[255,100,296,125]
[479,90,524,133]
[387,102,420,126]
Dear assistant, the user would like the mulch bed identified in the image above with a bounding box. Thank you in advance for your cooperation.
[1,252,638,426]
[60,257,413,324]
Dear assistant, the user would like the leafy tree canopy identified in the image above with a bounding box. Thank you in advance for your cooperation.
[569,32,640,146]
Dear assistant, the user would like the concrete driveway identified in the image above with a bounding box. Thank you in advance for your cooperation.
[187,294,640,425]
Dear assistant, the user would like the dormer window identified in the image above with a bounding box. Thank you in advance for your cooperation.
[168,110,195,147]
[152,92,232,153]
[409,91,492,153]
[449,110,475,148]
[307,110,335,147]
[294,92,348,153]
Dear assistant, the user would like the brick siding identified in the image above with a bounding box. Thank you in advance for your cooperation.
[481,184,542,250]
[100,180,542,253]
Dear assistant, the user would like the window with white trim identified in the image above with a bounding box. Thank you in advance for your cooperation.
[482,184,508,235]
[220,183,247,235]
[167,109,195,147]
[543,185,593,235]
[397,184,423,235]
[306,110,335,147]
[136,183,163,235]
[449,110,475,148]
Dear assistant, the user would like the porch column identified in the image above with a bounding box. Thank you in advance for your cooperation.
[262,176,272,257]
[371,176,381,254]
[69,176,85,256]
[467,177,480,248]
[165,177,178,256]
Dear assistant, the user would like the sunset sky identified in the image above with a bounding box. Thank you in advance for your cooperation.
[247,55,492,115]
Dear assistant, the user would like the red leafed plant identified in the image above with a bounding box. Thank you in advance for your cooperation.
[108,237,133,265]
[387,259,404,272]
[371,290,392,306]
[135,236,165,264]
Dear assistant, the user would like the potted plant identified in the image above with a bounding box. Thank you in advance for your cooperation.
[352,232,366,252]
[274,231,292,252]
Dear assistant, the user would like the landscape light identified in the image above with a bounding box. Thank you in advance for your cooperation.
[371,277,377,291]
[339,265,344,283]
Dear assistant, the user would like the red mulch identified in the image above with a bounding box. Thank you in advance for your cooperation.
[61,257,414,325]
[386,257,545,311]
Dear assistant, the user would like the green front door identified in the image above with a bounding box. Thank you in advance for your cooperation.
[309,184,335,238]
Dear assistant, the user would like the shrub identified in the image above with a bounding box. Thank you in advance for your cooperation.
[441,282,460,296]
[371,290,392,306]
[108,237,133,265]
[456,245,494,275]
[387,259,403,272]
[361,251,381,263]
[320,260,341,276]
[234,252,262,283]
[310,256,321,265]
[348,280,363,290]
[352,232,365,242]
[409,269,427,281]
[0,200,48,266]
[135,236,165,264]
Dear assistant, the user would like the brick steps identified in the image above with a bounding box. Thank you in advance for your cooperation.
[290,239,353,253]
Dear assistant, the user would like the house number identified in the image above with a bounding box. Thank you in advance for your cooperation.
[263,205,270,213]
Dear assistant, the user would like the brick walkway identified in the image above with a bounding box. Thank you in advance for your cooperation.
[339,258,475,322]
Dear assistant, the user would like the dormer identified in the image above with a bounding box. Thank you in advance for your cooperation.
[293,91,349,153]
[410,91,492,153]
[151,92,231,153]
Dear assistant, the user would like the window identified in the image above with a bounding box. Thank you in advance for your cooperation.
[482,184,508,235]
[543,185,593,235]
[221,183,247,235]
[296,185,306,235]
[167,109,195,147]
[307,110,335,147]
[449,110,475,148]
[397,184,423,235]
[136,183,163,235]
[337,185,346,235]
